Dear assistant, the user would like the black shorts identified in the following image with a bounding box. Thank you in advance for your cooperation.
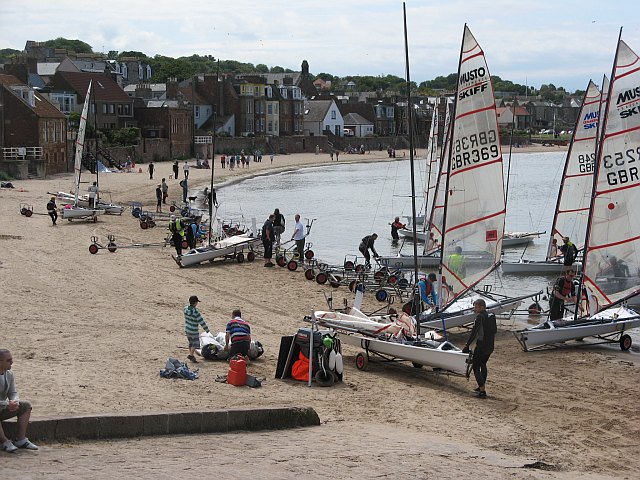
[229,340,250,358]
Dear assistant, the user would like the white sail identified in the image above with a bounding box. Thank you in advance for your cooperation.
[424,106,440,220]
[73,81,92,205]
[583,39,640,308]
[441,26,505,298]
[426,102,451,248]
[546,81,601,259]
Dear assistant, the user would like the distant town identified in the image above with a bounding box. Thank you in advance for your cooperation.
[1,39,583,179]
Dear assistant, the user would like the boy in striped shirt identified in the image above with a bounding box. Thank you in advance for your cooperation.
[225,310,251,359]
[184,296,210,363]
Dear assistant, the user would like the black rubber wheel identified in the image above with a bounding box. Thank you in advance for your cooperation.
[304,269,315,280]
[107,243,117,253]
[387,275,398,284]
[355,264,365,273]
[25,209,33,217]
[348,280,358,293]
[276,256,286,268]
[374,270,386,281]
[287,260,298,271]
[397,278,409,289]
[344,260,355,271]
[316,272,328,285]
[181,240,189,249]
[89,244,99,255]
[132,207,142,218]
[411,362,424,369]
[20,207,27,216]
[247,251,256,262]
[620,334,632,351]
[315,369,335,387]
[236,252,245,263]
[169,205,176,212]
[375,289,388,302]
[355,352,368,370]
[305,249,315,260]
[140,221,149,229]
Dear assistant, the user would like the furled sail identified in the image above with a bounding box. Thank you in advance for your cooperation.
[73,81,92,205]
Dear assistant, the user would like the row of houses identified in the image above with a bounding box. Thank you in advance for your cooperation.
[1,42,585,178]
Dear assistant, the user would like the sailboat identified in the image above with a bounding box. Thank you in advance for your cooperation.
[309,13,471,376]
[517,34,640,350]
[419,24,539,331]
[173,110,260,268]
[60,81,104,222]
[503,80,603,274]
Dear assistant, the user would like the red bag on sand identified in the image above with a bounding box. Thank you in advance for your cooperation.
[291,352,310,381]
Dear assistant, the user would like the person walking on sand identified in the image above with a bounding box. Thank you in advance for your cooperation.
[169,215,185,257]
[161,178,169,204]
[148,161,155,180]
[183,160,190,179]
[184,296,210,363]
[155,184,163,213]
[462,299,497,398]
[225,309,251,359]
[0,349,39,452]
[173,160,179,180]
[46,196,58,226]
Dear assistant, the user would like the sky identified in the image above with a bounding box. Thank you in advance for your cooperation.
[1,0,639,92]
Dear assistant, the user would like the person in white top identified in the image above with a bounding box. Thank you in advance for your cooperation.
[183,161,190,179]
[291,214,305,262]
[0,349,38,453]
[87,181,98,208]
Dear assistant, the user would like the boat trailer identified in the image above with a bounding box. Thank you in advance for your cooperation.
[89,234,168,254]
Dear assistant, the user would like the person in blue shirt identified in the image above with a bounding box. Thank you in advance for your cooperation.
[418,273,438,308]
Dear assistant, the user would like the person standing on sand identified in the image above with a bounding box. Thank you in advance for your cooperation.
[184,296,210,363]
[0,349,39,452]
[148,161,155,180]
[291,214,305,262]
[358,233,379,268]
[183,160,190,179]
[272,208,285,245]
[335,151,340,161]
[462,299,496,398]
[549,270,577,321]
[161,178,168,204]
[155,184,163,213]
[46,196,58,226]
[180,178,188,203]
[225,309,251,359]
[262,214,275,267]
[88,181,98,208]
[173,160,179,180]
[270,153,274,164]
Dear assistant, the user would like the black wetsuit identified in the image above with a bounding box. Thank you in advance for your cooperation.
[465,310,496,389]
[46,199,57,225]
[358,235,378,266]
[549,276,575,320]
[560,241,578,266]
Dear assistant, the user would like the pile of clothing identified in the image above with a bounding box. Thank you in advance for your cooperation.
[160,357,199,380]
[198,332,264,361]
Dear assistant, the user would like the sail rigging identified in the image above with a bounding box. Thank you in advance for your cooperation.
[439,25,505,299]
[546,81,602,260]
[582,38,640,309]
[73,81,92,206]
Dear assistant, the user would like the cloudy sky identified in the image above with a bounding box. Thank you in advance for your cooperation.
[1,0,639,92]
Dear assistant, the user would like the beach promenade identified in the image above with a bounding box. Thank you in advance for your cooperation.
[2,144,639,478]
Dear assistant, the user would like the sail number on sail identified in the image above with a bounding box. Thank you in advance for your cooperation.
[578,153,595,173]
[602,148,640,186]
[452,129,500,171]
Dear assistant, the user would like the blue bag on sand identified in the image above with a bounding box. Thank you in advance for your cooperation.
[160,357,199,380]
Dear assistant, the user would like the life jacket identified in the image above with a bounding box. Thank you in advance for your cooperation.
[555,277,573,297]
[169,219,184,236]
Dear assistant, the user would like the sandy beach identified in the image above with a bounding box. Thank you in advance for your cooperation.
[2,143,640,478]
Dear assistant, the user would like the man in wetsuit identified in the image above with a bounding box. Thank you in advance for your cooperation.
[549,270,577,320]
[560,236,579,269]
[390,217,406,241]
[358,233,379,268]
[462,298,497,398]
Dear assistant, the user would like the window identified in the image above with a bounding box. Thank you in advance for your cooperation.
[124,104,131,115]
[117,104,123,115]
[331,110,336,120]
[102,104,107,114]
[279,87,287,99]
[267,104,273,115]
[268,121,273,132]
[109,104,115,114]
[195,105,200,118]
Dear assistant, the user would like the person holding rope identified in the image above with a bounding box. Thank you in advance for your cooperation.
[358,233,379,269]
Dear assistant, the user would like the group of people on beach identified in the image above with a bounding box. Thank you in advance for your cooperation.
[261,209,306,267]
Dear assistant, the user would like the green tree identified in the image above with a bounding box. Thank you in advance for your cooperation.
[44,38,93,53]
[255,63,269,73]
[270,66,285,73]
[119,51,148,59]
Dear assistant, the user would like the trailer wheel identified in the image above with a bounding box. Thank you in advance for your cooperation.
[236,252,245,263]
[304,268,315,280]
[287,260,298,271]
[397,278,409,289]
[330,275,342,289]
[387,275,398,284]
[132,206,142,218]
[181,240,189,249]
[388,307,398,315]
[348,280,358,293]
[305,249,315,260]
[316,272,328,284]
[355,264,365,273]
[375,289,388,302]
[107,243,117,253]
[247,251,256,262]
[411,362,423,369]
[140,221,149,229]
[276,256,286,268]
[355,352,368,370]
[374,270,386,281]
[20,207,27,216]
[25,209,33,217]
[315,369,335,387]
[169,205,176,212]
[89,244,99,255]
[620,334,632,351]
[344,260,355,271]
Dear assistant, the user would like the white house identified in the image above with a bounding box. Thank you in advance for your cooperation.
[304,99,344,136]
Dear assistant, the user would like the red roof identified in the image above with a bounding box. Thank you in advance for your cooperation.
[0,74,65,118]
[53,71,131,103]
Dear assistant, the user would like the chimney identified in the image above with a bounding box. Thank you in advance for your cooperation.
[166,76,178,100]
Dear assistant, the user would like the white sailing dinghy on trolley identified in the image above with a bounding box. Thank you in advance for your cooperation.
[60,80,104,222]
[417,24,540,331]
[503,80,604,274]
[308,14,473,376]
[517,34,640,350]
